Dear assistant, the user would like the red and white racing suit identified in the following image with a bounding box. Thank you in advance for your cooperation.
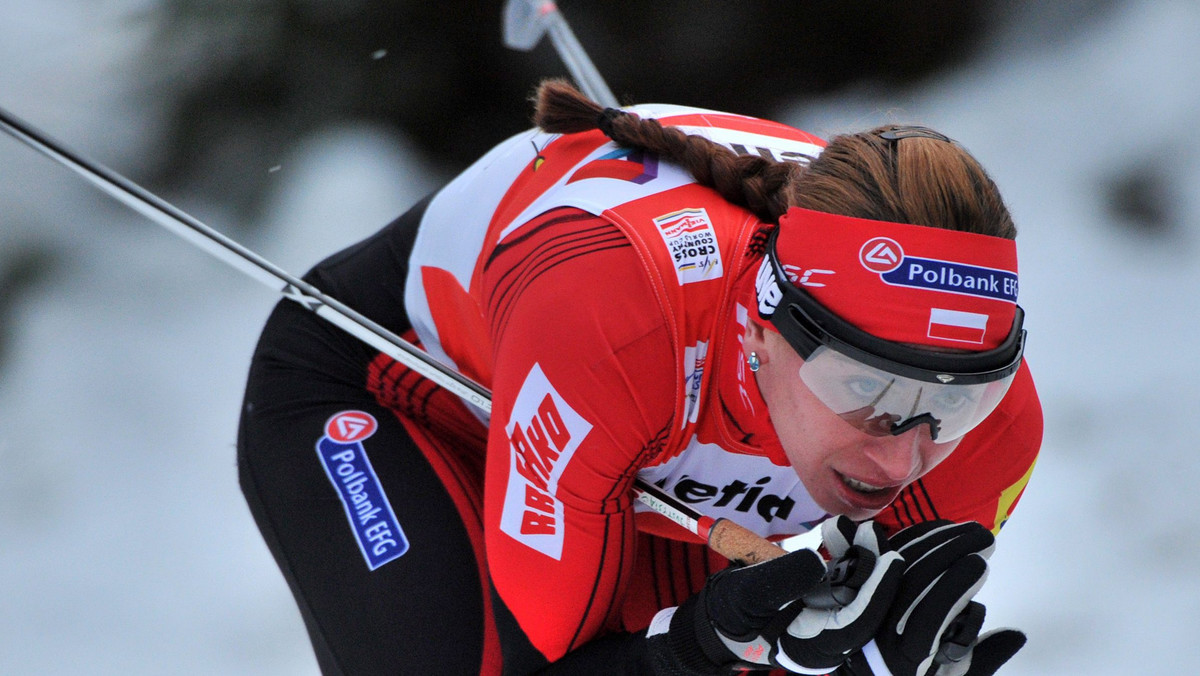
[385,104,1043,670]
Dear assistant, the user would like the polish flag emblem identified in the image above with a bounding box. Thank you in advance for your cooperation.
[928,308,988,344]
[325,411,379,443]
[860,237,903,273]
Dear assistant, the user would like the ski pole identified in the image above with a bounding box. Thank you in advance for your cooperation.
[0,102,794,566]
[0,104,491,413]
[502,0,619,108]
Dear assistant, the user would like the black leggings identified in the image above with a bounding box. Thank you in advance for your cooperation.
[236,197,491,675]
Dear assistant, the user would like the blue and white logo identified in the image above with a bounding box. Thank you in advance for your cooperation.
[317,411,409,570]
[882,257,1018,303]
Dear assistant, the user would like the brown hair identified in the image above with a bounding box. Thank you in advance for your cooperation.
[533,79,1016,239]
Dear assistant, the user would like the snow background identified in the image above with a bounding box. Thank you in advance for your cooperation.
[1,1,1196,673]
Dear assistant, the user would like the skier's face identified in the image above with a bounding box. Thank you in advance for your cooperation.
[744,322,962,521]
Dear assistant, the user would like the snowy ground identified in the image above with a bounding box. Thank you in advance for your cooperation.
[1,1,1198,674]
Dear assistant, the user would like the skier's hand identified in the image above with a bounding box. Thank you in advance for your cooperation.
[645,516,905,675]
[838,521,1025,676]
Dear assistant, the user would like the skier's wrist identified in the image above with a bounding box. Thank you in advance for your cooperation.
[645,596,733,676]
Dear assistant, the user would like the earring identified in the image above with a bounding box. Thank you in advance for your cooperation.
[747,351,760,372]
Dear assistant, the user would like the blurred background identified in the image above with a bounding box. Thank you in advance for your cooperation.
[1,0,1196,673]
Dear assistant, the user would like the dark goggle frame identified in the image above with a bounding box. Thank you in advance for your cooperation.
[762,229,1026,386]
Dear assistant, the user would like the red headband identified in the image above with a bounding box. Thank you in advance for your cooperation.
[772,207,1019,350]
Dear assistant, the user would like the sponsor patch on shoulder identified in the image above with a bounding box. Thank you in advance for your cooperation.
[500,364,592,560]
[316,411,409,570]
[653,207,724,285]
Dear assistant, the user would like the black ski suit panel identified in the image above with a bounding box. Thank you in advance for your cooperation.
[237,195,489,675]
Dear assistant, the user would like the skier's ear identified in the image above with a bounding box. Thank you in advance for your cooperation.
[743,319,769,355]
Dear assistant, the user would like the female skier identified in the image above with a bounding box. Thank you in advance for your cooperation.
[237,80,1041,675]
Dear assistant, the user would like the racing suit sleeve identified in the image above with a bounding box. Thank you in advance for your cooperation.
[875,362,1044,535]
[479,208,679,673]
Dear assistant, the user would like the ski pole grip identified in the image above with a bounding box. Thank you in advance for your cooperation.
[706,517,787,565]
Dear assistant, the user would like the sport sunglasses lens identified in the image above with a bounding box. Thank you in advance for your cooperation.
[797,345,1016,443]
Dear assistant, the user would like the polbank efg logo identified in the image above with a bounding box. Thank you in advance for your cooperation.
[317,411,409,570]
[860,237,1017,302]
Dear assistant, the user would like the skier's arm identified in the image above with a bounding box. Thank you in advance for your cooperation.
[480,209,678,671]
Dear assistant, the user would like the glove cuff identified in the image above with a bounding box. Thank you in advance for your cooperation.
[670,594,739,674]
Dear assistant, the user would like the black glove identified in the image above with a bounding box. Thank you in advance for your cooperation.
[646,516,906,675]
[839,521,1026,676]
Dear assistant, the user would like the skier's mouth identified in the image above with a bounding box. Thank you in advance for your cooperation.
[836,472,889,494]
[832,471,901,514]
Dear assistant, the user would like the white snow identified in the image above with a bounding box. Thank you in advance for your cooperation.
[1,1,1196,673]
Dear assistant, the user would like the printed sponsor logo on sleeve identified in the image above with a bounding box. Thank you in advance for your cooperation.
[500,364,592,560]
[316,411,409,570]
[653,208,724,285]
[682,341,708,428]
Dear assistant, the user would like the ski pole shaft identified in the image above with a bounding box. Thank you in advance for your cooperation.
[635,478,857,607]
[543,8,618,107]
[0,102,796,564]
[0,104,491,413]
[631,478,787,565]
[501,0,618,108]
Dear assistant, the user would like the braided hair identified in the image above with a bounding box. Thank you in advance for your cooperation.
[533,79,799,224]
[532,79,1016,240]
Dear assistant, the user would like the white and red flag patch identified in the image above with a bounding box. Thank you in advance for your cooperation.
[927,308,989,344]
